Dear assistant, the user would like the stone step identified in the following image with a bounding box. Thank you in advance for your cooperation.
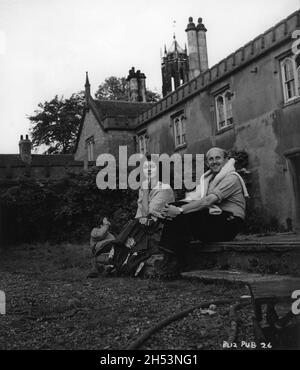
[95,233,300,276]
[185,237,300,276]
[181,269,300,286]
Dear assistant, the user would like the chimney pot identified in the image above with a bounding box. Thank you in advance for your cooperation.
[19,134,32,165]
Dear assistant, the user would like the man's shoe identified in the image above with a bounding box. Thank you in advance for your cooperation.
[153,253,181,279]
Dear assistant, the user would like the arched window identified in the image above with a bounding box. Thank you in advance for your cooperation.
[215,90,234,131]
[173,113,186,148]
[138,134,147,154]
[86,136,94,161]
[280,56,300,102]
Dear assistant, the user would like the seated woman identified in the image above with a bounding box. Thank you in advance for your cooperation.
[116,158,175,252]
[108,158,175,276]
[88,158,175,277]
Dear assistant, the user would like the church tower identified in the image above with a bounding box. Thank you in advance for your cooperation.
[161,35,189,97]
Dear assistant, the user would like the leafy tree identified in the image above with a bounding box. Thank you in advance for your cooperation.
[28,76,161,154]
[145,89,161,103]
[95,76,161,102]
[28,92,84,154]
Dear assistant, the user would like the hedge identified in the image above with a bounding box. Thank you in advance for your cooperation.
[0,167,137,244]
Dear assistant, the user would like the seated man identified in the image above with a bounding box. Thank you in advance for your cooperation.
[156,147,249,277]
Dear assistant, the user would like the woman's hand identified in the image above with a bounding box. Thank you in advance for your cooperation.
[161,204,181,219]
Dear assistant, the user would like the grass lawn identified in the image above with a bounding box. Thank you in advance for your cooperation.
[0,242,254,350]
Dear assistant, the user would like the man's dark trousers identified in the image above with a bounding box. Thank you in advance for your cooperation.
[160,208,243,261]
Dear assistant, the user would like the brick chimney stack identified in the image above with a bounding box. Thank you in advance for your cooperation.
[185,17,200,79]
[196,18,208,72]
[19,134,32,164]
[127,67,147,102]
[137,70,146,102]
[185,16,209,79]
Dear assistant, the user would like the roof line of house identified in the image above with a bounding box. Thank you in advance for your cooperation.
[74,96,152,152]
[74,96,112,153]
[136,9,300,128]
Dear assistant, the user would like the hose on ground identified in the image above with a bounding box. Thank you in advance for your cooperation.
[127,299,251,350]
[227,301,246,343]
[127,299,233,350]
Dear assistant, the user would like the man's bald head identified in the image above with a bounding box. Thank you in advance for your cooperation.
[206,147,228,174]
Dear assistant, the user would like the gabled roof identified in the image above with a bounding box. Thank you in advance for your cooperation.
[94,99,153,118]
[0,154,83,168]
[74,97,153,152]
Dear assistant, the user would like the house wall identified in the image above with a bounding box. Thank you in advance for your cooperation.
[75,110,135,163]
[107,130,135,159]
[139,15,300,229]
[75,110,109,162]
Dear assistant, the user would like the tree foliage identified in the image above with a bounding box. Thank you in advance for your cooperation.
[28,92,84,154]
[95,76,161,102]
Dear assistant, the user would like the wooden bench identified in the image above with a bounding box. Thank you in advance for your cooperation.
[246,279,300,349]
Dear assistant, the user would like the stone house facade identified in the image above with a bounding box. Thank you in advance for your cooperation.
[74,73,153,167]
[75,10,300,231]
[135,11,300,231]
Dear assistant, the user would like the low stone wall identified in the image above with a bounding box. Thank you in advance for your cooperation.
[184,242,300,276]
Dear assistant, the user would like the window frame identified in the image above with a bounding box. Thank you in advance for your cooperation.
[172,111,186,149]
[86,136,95,161]
[215,89,234,132]
[137,133,147,154]
[280,55,300,103]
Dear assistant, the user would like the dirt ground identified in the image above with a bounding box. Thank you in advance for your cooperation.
[0,243,255,350]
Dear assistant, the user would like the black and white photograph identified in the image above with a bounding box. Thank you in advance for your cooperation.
[0,0,300,357]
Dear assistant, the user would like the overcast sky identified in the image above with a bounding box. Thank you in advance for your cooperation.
[0,0,299,153]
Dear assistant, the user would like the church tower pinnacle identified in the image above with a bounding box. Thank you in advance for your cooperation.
[85,71,91,109]
[161,32,189,96]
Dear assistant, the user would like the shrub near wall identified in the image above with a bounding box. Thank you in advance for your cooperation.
[0,167,137,244]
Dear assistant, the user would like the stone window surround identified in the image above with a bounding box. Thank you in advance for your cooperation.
[171,109,186,149]
[136,131,148,154]
[213,86,234,132]
[85,136,95,161]
[280,54,300,103]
